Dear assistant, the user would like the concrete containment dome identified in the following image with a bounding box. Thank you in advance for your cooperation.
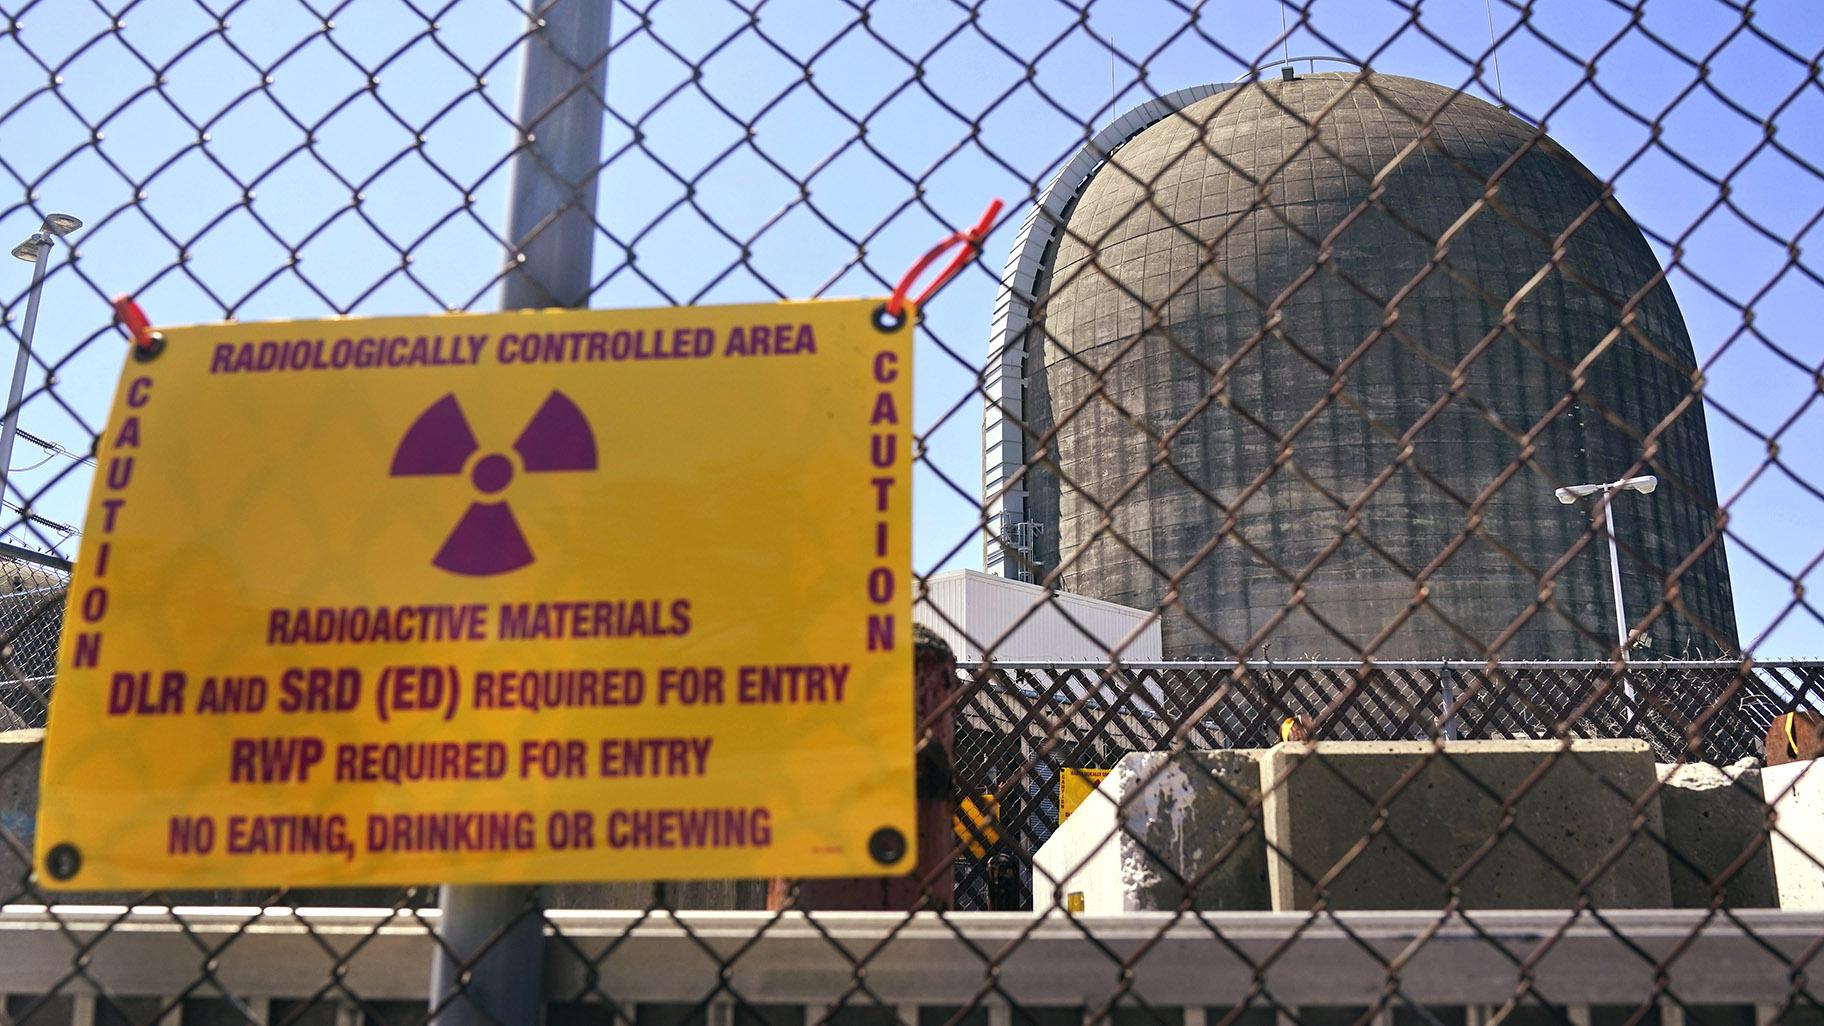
[1000,72,1737,659]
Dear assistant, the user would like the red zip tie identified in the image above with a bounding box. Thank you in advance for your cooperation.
[111,295,163,353]
[884,198,1004,321]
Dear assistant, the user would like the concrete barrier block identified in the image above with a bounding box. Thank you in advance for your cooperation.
[1763,759,1824,909]
[1260,740,1671,910]
[1033,750,1269,913]
[1,729,43,888]
[1658,760,1777,908]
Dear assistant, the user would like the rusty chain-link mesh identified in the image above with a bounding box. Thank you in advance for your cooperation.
[4,0,1824,1025]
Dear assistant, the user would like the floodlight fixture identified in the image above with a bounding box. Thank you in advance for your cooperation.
[41,213,82,237]
[1553,473,1662,670]
[1556,475,1658,504]
[10,214,82,263]
[1,211,82,514]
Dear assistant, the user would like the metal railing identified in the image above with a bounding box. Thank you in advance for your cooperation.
[4,907,1823,1024]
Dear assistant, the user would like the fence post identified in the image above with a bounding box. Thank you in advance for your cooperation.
[497,0,613,312]
[428,1,610,1022]
[1438,662,1459,742]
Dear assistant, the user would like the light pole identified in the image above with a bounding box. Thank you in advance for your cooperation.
[4,214,82,512]
[1556,474,1657,705]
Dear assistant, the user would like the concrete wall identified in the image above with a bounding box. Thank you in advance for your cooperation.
[1027,73,1738,660]
[1,729,41,894]
[1033,750,1268,913]
[1658,760,1778,908]
[1764,759,1824,909]
[1039,740,1705,912]
[1261,740,1670,910]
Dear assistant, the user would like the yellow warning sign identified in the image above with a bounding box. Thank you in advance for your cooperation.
[954,793,1001,859]
[1058,768,1110,824]
[36,300,915,889]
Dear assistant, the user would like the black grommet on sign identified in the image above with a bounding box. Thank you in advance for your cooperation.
[867,826,907,866]
[45,842,81,881]
[870,304,904,333]
[132,333,166,362]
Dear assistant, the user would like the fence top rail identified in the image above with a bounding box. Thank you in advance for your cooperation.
[4,908,1823,1008]
[961,660,1824,670]
[0,542,72,573]
[10,904,1820,936]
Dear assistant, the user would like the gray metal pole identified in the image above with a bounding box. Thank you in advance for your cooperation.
[0,240,52,509]
[429,2,610,1023]
[497,0,612,311]
[1437,663,1459,742]
[1598,494,1637,707]
[1601,498,1630,657]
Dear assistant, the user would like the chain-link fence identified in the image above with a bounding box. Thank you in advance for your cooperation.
[5,0,1824,1024]
[948,659,1823,911]
[0,549,63,732]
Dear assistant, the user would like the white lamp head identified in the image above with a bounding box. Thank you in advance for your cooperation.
[1622,475,1658,494]
[11,213,81,262]
[41,213,82,237]
[1555,483,1603,504]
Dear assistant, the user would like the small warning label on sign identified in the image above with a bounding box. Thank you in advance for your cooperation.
[36,299,915,889]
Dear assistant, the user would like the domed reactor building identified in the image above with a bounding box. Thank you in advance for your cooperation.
[984,72,1738,661]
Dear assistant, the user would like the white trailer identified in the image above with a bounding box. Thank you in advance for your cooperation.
[914,569,1163,663]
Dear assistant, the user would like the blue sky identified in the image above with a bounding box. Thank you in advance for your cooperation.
[2,0,1820,656]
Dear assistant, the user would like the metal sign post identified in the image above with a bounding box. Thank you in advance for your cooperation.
[431,2,610,1021]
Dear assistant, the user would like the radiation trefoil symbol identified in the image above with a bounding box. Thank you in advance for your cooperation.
[390,391,597,575]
